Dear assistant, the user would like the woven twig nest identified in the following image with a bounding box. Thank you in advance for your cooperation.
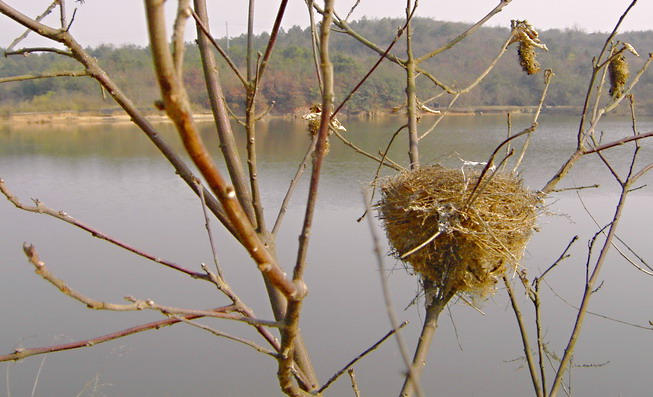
[377,165,541,297]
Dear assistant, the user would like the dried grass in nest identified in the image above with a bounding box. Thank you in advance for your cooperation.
[377,165,541,297]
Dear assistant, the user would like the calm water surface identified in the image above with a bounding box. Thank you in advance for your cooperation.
[1,114,652,396]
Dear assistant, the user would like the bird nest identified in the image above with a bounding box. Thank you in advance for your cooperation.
[377,165,541,297]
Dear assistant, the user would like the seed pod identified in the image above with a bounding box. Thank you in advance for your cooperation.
[608,54,629,99]
[518,40,540,75]
[511,20,547,75]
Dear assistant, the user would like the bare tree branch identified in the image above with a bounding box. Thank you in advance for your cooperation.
[5,1,57,52]
[317,321,409,394]
[0,179,209,280]
[145,0,305,302]
[0,311,218,362]
[0,70,88,83]
[172,315,279,358]
[504,275,544,397]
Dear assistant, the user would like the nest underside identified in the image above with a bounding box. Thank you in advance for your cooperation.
[378,165,540,297]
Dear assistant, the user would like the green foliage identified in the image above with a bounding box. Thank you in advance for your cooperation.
[1,18,653,115]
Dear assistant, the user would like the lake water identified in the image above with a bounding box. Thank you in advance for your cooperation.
[1,114,652,396]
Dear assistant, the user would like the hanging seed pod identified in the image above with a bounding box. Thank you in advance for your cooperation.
[302,104,347,154]
[609,54,630,99]
[608,54,629,99]
[518,40,540,75]
[510,20,548,75]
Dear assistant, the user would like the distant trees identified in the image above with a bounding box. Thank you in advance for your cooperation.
[2,18,653,116]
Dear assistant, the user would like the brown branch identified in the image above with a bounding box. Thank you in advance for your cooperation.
[123,297,280,328]
[22,243,280,331]
[333,129,403,171]
[0,310,224,362]
[504,275,544,397]
[189,7,246,86]
[145,0,304,302]
[347,369,361,397]
[278,1,336,394]
[272,134,318,236]
[192,0,317,386]
[0,179,209,280]
[56,0,66,29]
[172,315,278,358]
[0,70,88,83]
[405,2,419,169]
[192,0,255,224]
[532,236,579,392]
[464,124,537,208]
[548,180,636,397]
[416,0,513,63]
[22,244,277,328]
[5,0,57,52]
[5,47,73,57]
[22,243,144,311]
[332,7,415,118]
[399,286,452,397]
[256,0,289,82]
[317,321,408,394]
[172,0,190,77]
[362,188,416,392]
[512,68,554,172]
[582,130,653,155]
[0,1,237,238]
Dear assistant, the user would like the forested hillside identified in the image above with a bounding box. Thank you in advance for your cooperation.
[2,17,653,116]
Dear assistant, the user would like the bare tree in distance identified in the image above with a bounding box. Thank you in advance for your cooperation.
[1,0,652,396]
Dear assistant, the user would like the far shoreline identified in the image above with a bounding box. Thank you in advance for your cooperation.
[0,105,596,126]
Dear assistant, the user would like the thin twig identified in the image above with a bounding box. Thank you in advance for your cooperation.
[333,130,403,171]
[0,1,236,236]
[417,0,513,63]
[548,182,635,397]
[278,2,336,395]
[195,178,224,278]
[504,275,544,397]
[5,1,57,52]
[173,315,278,358]
[317,322,408,394]
[272,134,318,236]
[347,368,361,397]
[418,93,459,141]
[362,188,419,397]
[512,69,554,172]
[172,0,190,78]
[332,8,415,118]
[5,47,73,57]
[0,70,89,83]
[192,0,256,224]
[146,0,304,301]
[358,124,407,222]
[0,310,224,362]
[464,125,537,209]
[189,7,246,85]
[56,0,66,29]
[0,179,209,280]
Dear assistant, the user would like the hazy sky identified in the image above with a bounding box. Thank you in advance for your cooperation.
[1,0,651,48]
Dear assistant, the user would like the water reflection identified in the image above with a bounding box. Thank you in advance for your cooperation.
[0,115,652,396]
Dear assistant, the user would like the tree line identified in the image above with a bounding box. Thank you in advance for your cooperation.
[2,17,653,116]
